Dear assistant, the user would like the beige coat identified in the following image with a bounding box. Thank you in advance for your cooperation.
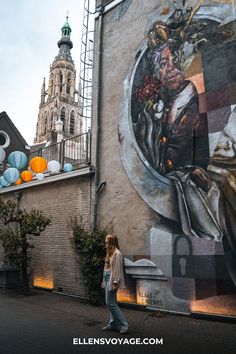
[102,248,125,291]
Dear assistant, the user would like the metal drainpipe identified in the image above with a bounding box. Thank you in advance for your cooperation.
[15,191,22,212]
[92,4,105,230]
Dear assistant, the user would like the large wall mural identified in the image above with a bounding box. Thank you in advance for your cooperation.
[120,1,236,312]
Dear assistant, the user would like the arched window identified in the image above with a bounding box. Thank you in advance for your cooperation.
[69,111,75,135]
[66,73,71,94]
[50,74,54,96]
[60,71,63,93]
[44,112,48,135]
[60,107,66,132]
[50,109,53,129]
[0,130,10,148]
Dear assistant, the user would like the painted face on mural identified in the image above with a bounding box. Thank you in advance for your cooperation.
[158,47,185,91]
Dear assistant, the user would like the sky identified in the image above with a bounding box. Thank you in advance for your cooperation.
[0,0,86,145]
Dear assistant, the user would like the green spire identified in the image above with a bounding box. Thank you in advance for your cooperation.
[56,15,73,61]
[61,16,71,37]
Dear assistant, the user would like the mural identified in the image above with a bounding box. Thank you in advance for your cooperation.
[120,1,236,310]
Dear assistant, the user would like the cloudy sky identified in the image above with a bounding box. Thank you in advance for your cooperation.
[0,0,88,145]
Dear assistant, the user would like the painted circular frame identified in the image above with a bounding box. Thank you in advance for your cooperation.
[120,42,178,221]
[119,6,230,221]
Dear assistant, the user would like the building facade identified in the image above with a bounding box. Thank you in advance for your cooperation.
[0,111,30,175]
[92,0,236,316]
[1,1,236,318]
[0,16,92,297]
[34,17,82,145]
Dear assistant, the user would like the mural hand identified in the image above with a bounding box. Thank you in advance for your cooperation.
[190,167,212,192]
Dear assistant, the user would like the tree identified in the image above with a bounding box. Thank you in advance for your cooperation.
[71,217,106,305]
[0,197,51,290]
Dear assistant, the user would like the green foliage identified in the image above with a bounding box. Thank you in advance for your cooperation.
[0,229,21,267]
[0,197,51,289]
[0,198,18,224]
[18,209,52,236]
[71,218,106,305]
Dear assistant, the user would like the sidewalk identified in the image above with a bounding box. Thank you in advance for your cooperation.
[0,288,235,354]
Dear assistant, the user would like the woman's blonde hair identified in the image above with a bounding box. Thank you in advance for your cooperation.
[105,234,120,259]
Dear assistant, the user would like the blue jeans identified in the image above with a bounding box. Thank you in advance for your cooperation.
[103,271,128,329]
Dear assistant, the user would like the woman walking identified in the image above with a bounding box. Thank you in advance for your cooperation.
[101,234,129,334]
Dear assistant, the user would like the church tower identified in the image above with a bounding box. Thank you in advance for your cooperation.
[34,17,81,144]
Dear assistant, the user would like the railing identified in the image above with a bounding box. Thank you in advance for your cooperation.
[29,131,91,170]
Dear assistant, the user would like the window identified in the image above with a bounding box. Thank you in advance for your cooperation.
[44,112,48,135]
[69,111,75,135]
[0,130,10,148]
[66,73,71,94]
[50,109,53,129]
[50,74,54,95]
[60,107,66,132]
[60,72,63,93]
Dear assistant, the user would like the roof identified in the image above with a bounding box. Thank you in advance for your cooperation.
[0,111,29,152]
[61,16,72,31]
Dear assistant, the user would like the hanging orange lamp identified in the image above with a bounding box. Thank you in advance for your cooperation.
[15,178,23,185]
[29,156,47,174]
[21,171,33,182]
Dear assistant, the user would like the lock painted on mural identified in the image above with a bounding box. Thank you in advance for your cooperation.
[172,235,194,278]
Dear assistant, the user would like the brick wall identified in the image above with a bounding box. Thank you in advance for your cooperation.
[0,175,92,298]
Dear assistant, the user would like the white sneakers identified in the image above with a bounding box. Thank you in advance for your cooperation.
[119,326,128,334]
[102,325,129,334]
[102,325,115,331]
